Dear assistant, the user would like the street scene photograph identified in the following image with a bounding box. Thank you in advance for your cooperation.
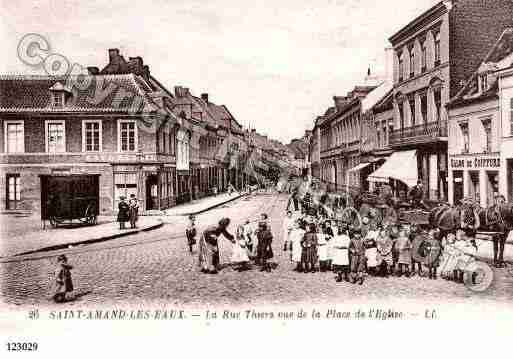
[2,0,513,316]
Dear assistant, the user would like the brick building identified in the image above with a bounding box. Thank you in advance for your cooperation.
[386,0,513,201]
[0,49,192,216]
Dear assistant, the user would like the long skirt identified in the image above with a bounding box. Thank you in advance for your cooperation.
[376,250,393,266]
[366,247,378,267]
[198,236,219,271]
[291,242,302,263]
[350,254,366,273]
[332,248,349,266]
[318,244,328,262]
[302,246,317,264]
[398,249,412,265]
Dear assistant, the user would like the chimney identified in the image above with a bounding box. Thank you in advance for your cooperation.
[142,65,150,81]
[174,86,184,97]
[87,66,99,75]
[128,56,144,75]
[385,46,394,83]
[108,48,120,63]
[201,93,209,103]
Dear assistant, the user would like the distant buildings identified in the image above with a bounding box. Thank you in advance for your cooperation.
[0,49,293,216]
[308,0,513,202]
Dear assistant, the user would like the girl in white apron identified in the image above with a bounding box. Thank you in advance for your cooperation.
[331,224,351,282]
[289,220,305,271]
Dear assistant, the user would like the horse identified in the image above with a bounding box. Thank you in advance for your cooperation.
[428,200,512,267]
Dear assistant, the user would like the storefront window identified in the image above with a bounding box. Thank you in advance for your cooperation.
[453,170,464,205]
[114,172,137,209]
[469,171,480,204]
[487,171,499,207]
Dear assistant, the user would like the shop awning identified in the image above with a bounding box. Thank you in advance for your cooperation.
[347,162,372,173]
[367,150,418,187]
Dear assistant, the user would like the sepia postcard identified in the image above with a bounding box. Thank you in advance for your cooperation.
[1,0,513,357]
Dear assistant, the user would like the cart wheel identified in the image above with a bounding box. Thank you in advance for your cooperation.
[49,216,58,228]
[463,261,494,292]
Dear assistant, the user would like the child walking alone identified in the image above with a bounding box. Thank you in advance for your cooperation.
[53,254,74,303]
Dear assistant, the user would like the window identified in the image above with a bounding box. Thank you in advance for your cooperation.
[6,174,21,210]
[82,120,101,152]
[482,118,492,153]
[398,52,404,82]
[46,120,65,153]
[434,89,442,122]
[52,92,64,107]
[118,120,137,152]
[399,102,405,130]
[434,31,441,66]
[510,98,513,135]
[420,93,428,124]
[421,40,427,72]
[4,121,24,153]
[408,96,416,126]
[382,121,388,146]
[409,46,415,78]
[114,172,137,208]
[480,74,488,93]
[459,122,469,153]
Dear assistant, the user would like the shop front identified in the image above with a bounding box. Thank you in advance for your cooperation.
[448,154,500,207]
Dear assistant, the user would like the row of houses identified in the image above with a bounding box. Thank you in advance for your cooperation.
[309,0,513,207]
[0,48,294,217]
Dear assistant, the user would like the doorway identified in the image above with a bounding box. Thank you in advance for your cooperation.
[453,170,463,205]
[145,174,159,210]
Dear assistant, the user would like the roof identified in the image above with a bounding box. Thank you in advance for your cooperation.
[361,80,393,113]
[0,74,162,114]
[389,2,446,44]
[448,28,513,109]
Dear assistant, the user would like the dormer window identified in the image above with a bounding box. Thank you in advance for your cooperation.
[49,81,70,108]
[52,92,64,108]
[479,73,489,93]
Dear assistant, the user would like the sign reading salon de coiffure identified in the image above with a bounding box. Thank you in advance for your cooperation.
[449,155,500,169]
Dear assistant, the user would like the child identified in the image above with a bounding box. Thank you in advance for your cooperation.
[283,210,294,251]
[439,232,459,280]
[128,194,139,229]
[117,196,129,230]
[257,221,274,272]
[395,227,412,277]
[290,220,306,271]
[424,229,442,280]
[408,224,423,277]
[317,224,330,272]
[53,254,74,303]
[349,228,366,285]
[301,223,318,273]
[364,222,379,276]
[332,224,351,282]
[185,214,197,253]
[376,226,394,277]
[231,225,251,271]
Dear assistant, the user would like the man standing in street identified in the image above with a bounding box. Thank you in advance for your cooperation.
[408,180,426,210]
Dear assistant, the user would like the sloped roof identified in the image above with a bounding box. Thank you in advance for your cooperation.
[361,80,393,113]
[448,28,513,109]
[0,74,162,113]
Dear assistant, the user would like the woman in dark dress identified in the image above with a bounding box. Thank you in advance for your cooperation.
[199,218,235,274]
[117,196,129,229]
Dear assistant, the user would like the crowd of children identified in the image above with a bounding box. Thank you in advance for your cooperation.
[282,205,483,286]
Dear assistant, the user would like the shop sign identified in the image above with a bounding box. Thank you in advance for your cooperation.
[450,156,500,169]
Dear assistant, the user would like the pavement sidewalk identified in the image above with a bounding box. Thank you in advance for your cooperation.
[164,191,247,217]
[0,214,163,258]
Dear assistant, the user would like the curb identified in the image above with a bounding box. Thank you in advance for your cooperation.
[167,193,248,217]
[8,221,164,258]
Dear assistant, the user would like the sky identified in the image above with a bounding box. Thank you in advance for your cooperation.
[0,0,438,143]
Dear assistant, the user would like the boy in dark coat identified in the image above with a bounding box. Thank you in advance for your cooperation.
[117,196,129,229]
[257,221,274,272]
[301,223,318,273]
[349,228,366,285]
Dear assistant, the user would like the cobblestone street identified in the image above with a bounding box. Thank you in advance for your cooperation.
[1,193,513,309]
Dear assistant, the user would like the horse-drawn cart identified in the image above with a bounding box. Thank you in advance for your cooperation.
[41,174,99,228]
